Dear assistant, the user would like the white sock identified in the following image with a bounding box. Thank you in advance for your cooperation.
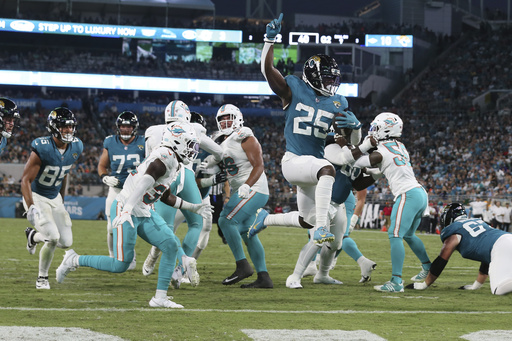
[107,232,114,258]
[265,211,300,227]
[317,245,336,276]
[293,241,321,277]
[155,289,167,299]
[315,175,335,227]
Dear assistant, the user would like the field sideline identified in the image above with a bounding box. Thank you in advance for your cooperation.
[1,217,511,340]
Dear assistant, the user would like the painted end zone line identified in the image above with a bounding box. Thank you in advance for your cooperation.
[1,307,511,314]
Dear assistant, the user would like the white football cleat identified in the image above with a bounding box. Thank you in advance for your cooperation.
[360,259,377,283]
[36,276,50,290]
[149,296,184,309]
[56,249,79,283]
[182,256,200,287]
[170,265,184,289]
[127,252,136,271]
[313,274,343,285]
[25,227,37,255]
[286,274,303,289]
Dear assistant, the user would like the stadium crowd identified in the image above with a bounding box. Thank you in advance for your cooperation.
[1,23,512,219]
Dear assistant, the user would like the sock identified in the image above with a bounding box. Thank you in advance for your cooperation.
[315,175,335,227]
[317,244,335,276]
[265,211,300,227]
[343,237,363,262]
[155,289,167,299]
[293,241,321,278]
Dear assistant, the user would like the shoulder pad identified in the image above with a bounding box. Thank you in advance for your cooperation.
[234,127,253,141]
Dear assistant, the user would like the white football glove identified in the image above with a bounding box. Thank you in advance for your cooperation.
[238,184,251,199]
[349,214,359,233]
[365,168,383,180]
[102,175,120,187]
[112,211,134,228]
[26,205,42,227]
[459,280,483,290]
[413,282,428,290]
[187,202,214,219]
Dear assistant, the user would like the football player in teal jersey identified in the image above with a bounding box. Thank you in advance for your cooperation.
[21,107,83,290]
[261,14,362,259]
[407,203,512,295]
[0,98,20,156]
[98,111,145,267]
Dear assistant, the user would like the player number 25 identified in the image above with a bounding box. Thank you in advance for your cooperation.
[293,103,334,139]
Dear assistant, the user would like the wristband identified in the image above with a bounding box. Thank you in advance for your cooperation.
[172,197,183,209]
[264,38,275,44]
[358,138,374,154]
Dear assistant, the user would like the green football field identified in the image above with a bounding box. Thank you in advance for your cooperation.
[1,218,511,340]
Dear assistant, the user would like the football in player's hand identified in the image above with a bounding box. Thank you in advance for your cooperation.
[332,112,352,139]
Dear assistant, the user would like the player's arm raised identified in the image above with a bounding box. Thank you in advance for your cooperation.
[260,13,292,108]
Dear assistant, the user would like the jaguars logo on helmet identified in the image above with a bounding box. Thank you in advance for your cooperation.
[46,107,77,144]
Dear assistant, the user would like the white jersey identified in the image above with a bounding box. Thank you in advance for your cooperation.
[221,127,269,195]
[376,140,421,199]
[116,146,180,217]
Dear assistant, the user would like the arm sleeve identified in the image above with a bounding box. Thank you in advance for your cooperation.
[199,135,223,163]
[324,143,355,166]
[353,155,372,168]
[351,128,362,146]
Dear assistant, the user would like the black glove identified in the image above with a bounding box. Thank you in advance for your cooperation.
[213,171,227,185]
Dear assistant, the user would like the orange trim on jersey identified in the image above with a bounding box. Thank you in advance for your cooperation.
[226,191,256,220]
[393,194,406,237]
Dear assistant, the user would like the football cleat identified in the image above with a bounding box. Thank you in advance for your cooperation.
[240,271,273,289]
[170,265,184,289]
[247,208,269,238]
[312,226,335,244]
[286,274,303,289]
[374,280,404,293]
[127,253,136,271]
[313,274,343,285]
[149,296,184,309]
[360,259,377,283]
[142,249,161,276]
[56,249,79,283]
[411,269,429,282]
[222,259,254,285]
[36,276,50,290]
[182,255,200,287]
[25,227,37,255]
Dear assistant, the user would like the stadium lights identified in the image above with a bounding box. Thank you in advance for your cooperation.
[0,70,359,97]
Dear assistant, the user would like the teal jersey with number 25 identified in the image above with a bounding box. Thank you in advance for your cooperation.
[283,75,348,158]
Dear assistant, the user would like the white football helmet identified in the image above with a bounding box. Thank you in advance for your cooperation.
[216,104,244,135]
[164,100,191,124]
[368,112,403,141]
[161,122,199,165]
